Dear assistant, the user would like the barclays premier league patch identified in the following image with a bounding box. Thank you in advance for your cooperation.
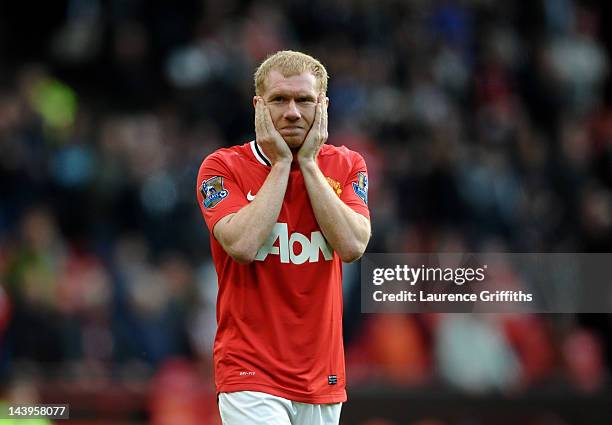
[201,176,229,208]
[352,172,368,204]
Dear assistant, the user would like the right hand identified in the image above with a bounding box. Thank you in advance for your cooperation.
[254,97,293,165]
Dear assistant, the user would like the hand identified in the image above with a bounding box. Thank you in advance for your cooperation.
[254,97,293,165]
[297,95,328,164]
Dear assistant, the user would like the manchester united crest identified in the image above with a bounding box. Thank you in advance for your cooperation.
[326,176,343,197]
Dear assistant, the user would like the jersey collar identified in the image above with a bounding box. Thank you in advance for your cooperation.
[250,140,271,166]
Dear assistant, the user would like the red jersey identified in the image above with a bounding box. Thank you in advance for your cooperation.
[196,141,369,404]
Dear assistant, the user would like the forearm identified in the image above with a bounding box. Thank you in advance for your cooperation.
[214,161,291,262]
[299,160,371,262]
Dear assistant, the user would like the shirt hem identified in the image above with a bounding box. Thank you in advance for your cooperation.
[217,382,347,404]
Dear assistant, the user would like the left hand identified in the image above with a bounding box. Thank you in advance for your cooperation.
[297,95,328,163]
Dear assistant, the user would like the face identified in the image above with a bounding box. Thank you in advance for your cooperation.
[255,70,320,149]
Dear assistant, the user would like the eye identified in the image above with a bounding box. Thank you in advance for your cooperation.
[270,96,285,103]
[297,97,315,103]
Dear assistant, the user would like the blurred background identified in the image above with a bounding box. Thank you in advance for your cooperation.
[1,0,612,424]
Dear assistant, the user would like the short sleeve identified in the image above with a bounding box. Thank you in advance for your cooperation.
[340,151,370,220]
[196,153,248,232]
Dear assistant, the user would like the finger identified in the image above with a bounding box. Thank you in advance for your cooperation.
[314,100,323,143]
[321,100,328,145]
[314,97,323,130]
[320,108,327,147]
[255,98,269,140]
[321,96,327,127]
[254,97,261,132]
[254,97,261,127]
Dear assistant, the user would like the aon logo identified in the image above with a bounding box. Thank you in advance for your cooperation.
[255,223,333,264]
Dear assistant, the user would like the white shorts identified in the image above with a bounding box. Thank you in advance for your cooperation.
[218,391,342,425]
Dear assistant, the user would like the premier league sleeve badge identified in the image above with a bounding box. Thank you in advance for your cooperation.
[352,172,368,205]
[201,176,229,208]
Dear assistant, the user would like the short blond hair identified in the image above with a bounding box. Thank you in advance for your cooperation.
[254,50,329,96]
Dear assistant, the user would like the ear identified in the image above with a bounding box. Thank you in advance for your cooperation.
[325,97,330,107]
[253,96,258,109]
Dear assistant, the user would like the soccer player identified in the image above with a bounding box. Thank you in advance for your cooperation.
[196,50,371,425]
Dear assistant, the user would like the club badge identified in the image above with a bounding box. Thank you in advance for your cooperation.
[326,176,342,197]
[201,176,229,208]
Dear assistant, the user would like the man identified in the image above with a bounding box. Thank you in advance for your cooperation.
[196,50,371,425]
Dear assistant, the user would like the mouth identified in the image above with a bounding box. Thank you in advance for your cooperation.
[280,126,303,133]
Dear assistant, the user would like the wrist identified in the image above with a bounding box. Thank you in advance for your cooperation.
[271,159,292,169]
[298,158,320,176]
[297,156,317,168]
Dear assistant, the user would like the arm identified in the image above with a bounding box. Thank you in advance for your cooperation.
[298,96,371,262]
[299,160,371,262]
[213,97,293,264]
[213,162,290,263]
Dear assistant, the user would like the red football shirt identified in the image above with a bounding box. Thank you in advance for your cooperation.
[196,141,369,404]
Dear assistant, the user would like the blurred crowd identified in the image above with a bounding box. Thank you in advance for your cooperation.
[1,0,612,423]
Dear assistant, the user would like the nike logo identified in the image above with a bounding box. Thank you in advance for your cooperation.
[246,191,256,201]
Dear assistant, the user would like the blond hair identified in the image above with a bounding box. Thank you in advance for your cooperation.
[254,50,328,96]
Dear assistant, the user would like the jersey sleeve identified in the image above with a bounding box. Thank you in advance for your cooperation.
[340,151,370,220]
[196,152,248,232]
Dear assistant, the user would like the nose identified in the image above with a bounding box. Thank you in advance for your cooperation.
[283,99,300,120]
